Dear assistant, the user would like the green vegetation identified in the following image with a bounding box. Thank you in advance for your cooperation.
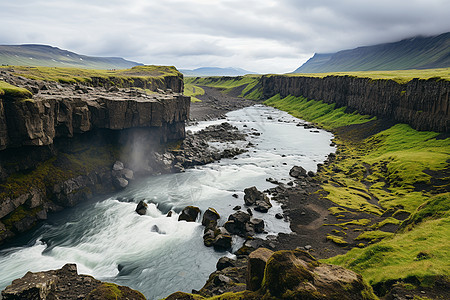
[0,65,181,84]
[264,91,449,294]
[184,83,205,102]
[185,75,263,99]
[264,95,375,130]
[284,67,450,84]
[0,81,32,100]
[86,282,146,300]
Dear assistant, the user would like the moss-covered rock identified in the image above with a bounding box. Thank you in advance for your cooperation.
[86,282,146,300]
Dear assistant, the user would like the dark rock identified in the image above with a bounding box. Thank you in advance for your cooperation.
[112,177,128,189]
[246,208,253,216]
[166,211,173,217]
[244,186,271,212]
[213,234,232,251]
[135,200,148,215]
[289,165,307,178]
[216,257,236,271]
[232,193,239,198]
[307,170,315,177]
[250,218,265,233]
[275,213,283,219]
[232,205,241,210]
[214,274,233,285]
[178,206,201,222]
[202,207,220,227]
[0,264,145,300]
[247,248,274,291]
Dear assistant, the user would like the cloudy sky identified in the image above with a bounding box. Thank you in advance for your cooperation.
[0,0,449,73]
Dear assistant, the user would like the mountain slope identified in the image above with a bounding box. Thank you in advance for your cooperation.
[180,67,257,76]
[294,32,450,73]
[0,44,142,69]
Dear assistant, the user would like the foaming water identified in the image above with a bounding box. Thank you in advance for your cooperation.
[0,105,335,299]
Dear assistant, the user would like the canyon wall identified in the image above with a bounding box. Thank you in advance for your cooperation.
[0,69,190,244]
[261,75,449,132]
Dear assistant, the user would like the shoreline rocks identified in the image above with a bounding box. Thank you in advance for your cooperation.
[1,264,145,300]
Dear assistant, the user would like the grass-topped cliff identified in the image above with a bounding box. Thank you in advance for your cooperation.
[188,69,449,297]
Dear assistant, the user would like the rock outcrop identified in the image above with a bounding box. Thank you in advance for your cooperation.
[1,264,145,300]
[165,248,377,299]
[261,75,449,132]
[0,68,190,245]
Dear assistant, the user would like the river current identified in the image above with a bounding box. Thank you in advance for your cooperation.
[0,105,335,299]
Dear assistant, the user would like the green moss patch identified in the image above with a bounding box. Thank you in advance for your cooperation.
[0,81,33,100]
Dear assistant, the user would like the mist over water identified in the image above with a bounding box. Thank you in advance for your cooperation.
[0,105,335,299]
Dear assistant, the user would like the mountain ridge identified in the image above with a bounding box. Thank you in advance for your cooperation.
[180,66,257,76]
[0,44,142,69]
[294,32,450,73]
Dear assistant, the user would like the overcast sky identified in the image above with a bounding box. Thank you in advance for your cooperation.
[0,0,449,73]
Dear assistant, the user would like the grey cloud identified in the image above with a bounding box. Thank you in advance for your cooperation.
[0,0,449,73]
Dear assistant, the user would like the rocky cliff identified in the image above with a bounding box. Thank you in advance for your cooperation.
[0,68,190,244]
[261,75,449,132]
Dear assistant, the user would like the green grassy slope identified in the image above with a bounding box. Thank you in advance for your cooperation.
[294,32,450,73]
[0,65,181,84]
[185,75,263,99]
[264,93,450,294]
[0,44,142,69]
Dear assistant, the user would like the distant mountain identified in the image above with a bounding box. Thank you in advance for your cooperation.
[180,67,257,76]
[0,44,142,69]
[294,32,450,73]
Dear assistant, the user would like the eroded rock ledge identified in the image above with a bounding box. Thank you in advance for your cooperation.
[0,69,190,245]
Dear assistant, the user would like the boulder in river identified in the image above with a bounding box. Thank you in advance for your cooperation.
[243,186,272,212]
[289,165,307,178]
[202,207,221,227]
[178,206,201,222]
[135,200,148,215]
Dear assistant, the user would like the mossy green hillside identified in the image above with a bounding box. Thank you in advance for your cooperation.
[264,93,449,292]
[184,83,205,102]
[185,75,262,100]
[326,194,450,293]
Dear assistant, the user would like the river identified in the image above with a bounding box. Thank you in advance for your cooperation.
[0,105,335,299]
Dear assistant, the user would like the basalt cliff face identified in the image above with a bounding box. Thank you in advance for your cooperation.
[0,68,190,244]
[261,75,449,132]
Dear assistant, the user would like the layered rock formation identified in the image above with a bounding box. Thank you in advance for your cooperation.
[0,68,190,244]
[262,75,449,132]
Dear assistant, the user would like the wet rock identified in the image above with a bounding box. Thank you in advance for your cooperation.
[275,213,283,219]
[112,177,128,190]
[135,200,148,215]
[112,161,124,171]
[247,248,274,291]
[178,206,201,222]
[214,274,233,285]
[250,218,265,233]
[216,257,236,271]
[232,205,241,210]
[244,186,272,212]
[202,208,220,228]
[232,193,239,198]
[289,165,307,178]
[213,233,232,251]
